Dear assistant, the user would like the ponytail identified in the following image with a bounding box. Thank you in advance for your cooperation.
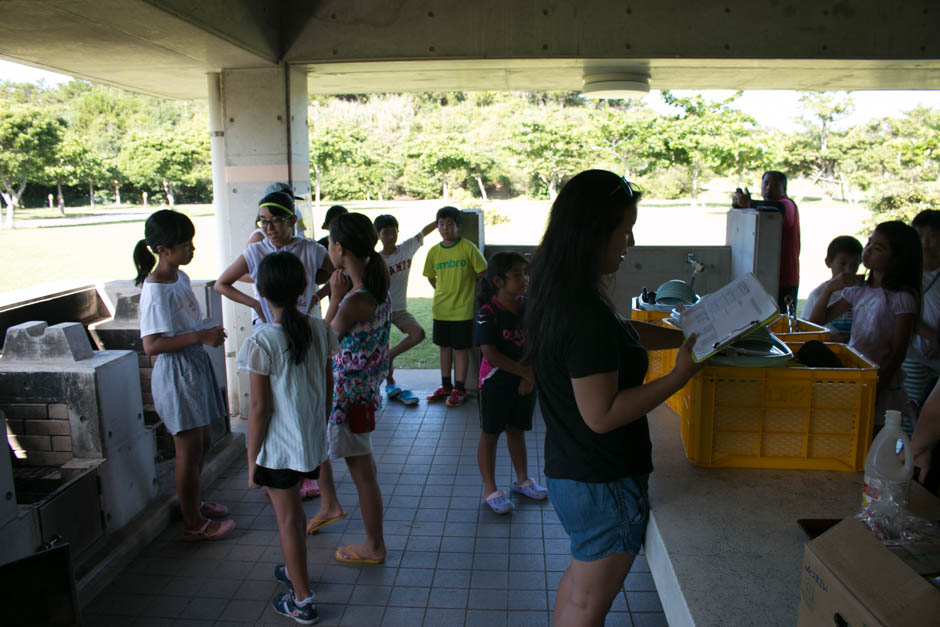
[330,213,389,302]
[133,239,155,287]
[133,210,195,286]
[363,250,390,303]
[256,252,312,364]
[280,303,313,364]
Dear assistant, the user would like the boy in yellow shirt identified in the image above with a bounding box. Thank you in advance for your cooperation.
[423,206,488,407]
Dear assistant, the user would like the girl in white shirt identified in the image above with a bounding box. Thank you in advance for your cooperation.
[215,190,332,324]
[134,210,234,542]
[237,252,336,624]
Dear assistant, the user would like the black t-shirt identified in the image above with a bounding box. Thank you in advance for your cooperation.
[476,295,525,387]
[476,296,525,361]
[534,297,652,482]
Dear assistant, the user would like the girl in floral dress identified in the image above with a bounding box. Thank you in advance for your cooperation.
[305,212,391,565]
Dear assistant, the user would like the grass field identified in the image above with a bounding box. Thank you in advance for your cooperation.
[0,192,870,344]
[390,298,436,369]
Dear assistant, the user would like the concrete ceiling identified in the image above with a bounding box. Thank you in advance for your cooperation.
[0,0,938,100]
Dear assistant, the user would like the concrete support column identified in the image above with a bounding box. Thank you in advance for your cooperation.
[212,64,310,416]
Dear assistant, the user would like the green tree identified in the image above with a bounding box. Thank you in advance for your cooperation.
[787,92,855,197]
[117,130,208,207]
[0,106,64,227]
[408,133,473,200]
[309,121,360,207]
[510,106,588,199]
[656,91,759,203]
[44,136,95,214]
[587,103,661,179]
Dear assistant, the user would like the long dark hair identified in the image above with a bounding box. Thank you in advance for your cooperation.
[256,252,312,364]
[133,210,195,286]
[870,220,922,312]
[329,212,389,302]
[478,252,527,309]
[524,169,641,364]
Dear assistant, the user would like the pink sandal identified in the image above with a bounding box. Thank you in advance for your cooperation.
[183,518,235,542]
[300,479,320,499]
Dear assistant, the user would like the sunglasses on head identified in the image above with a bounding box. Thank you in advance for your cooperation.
[608,177,636,199]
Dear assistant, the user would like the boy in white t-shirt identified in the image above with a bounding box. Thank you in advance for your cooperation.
[375,214,437,405]
[802,235,863,342]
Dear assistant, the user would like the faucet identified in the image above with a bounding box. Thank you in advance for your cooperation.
[687,254,705,292]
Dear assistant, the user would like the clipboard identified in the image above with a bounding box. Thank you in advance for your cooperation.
[672,273,779,362]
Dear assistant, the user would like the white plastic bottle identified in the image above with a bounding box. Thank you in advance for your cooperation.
[861,410,914,508]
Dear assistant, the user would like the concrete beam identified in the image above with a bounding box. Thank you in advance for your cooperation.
[0,0,278,99]
[0,1,938,98]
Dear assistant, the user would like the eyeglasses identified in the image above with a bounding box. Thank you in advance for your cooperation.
[256,217,289,229]
[608,177,636,199]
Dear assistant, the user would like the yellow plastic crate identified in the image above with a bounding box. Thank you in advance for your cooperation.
[631,305,671,324]
[766,315,830,342]
[636,307,676,387]
[677,343,877,471]
[637,313,682,412]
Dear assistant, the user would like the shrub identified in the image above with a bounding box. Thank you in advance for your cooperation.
[865,184,940,230]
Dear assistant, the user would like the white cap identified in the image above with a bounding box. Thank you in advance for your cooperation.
[884,409,901,426]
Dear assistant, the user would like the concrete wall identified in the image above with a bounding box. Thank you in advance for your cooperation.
[483,244,732,320]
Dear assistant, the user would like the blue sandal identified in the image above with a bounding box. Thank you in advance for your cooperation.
[398,389,419,406]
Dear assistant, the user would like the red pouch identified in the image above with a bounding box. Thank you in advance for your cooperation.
[347,402,375,434]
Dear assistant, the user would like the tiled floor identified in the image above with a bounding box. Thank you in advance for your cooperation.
[82,371,667,627]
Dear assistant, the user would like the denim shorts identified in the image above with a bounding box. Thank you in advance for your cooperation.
[546,474,650,562]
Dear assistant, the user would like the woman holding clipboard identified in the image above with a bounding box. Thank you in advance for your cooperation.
[524,169,703,626]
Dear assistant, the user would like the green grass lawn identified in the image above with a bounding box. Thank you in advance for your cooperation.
[390,297,437,369]
[0,208,220,297]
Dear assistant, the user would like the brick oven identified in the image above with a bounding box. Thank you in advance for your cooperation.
[0,321,156,567]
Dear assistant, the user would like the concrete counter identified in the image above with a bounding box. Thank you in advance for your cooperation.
[644,404,940,626]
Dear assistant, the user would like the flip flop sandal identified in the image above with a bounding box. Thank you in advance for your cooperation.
[183,518,235,542]
[334,544,385,565]
[305,512,346,535]
[200,501,229,517]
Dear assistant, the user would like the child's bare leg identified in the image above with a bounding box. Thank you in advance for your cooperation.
[173,428,218,532]
[311,459,344,521]
[387,321,426,385]
[505,425,529,484]
[337,453,386,561]
[439,346,454,379]
[197,424,211,472]
[268,483,311,600]
[477,431,501,495]
[454,348,469,384]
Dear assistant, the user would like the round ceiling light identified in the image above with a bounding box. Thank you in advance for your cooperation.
[582,72,650,99]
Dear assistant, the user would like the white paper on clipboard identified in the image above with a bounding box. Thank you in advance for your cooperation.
[673,273,779,362]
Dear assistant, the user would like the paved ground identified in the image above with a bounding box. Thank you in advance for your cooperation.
[82,370,666,627]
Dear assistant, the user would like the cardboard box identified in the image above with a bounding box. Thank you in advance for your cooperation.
[797,518,940,626]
